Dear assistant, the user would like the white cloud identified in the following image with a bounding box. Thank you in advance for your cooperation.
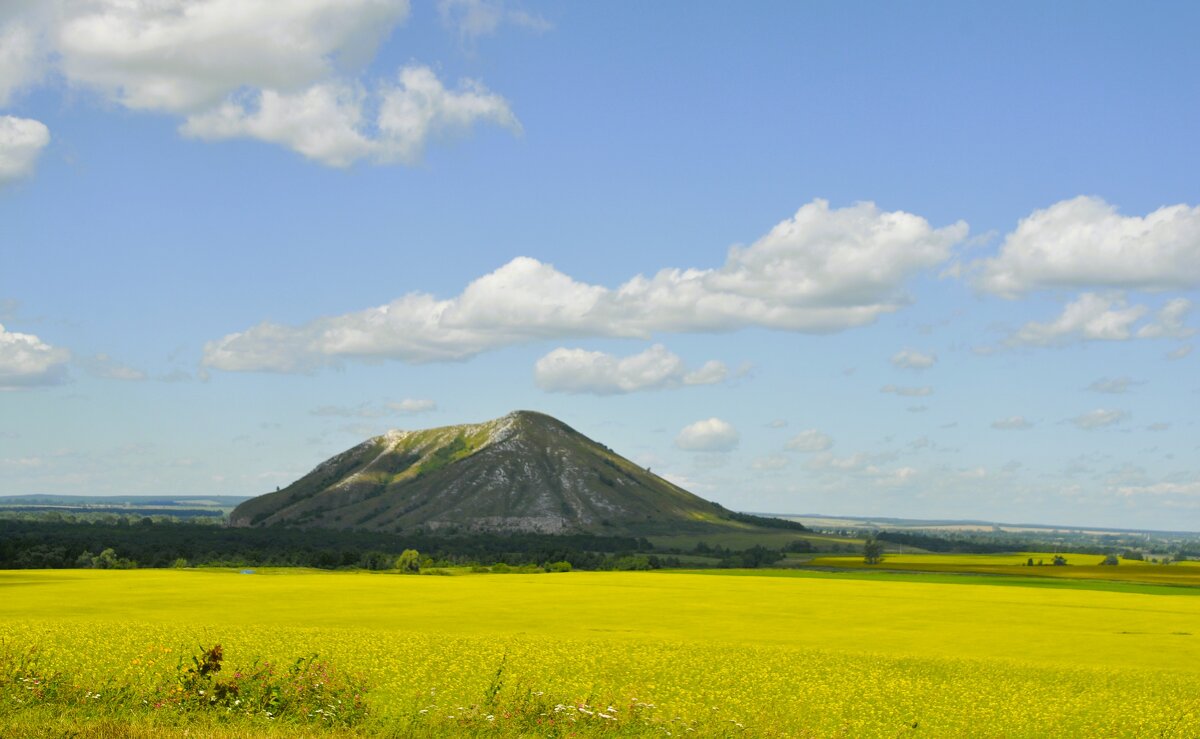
[880,384,932,397]
[0,323,70,389]
[53,0,411,113]
[0,2,50,106]
[1070,409,1129,430]
[784,429,833,452]
[1086,376,1138,394]
[803,451,913,487]
[0,1,520,166]
[991,416,1032,430]
[675,418,739,453]
[1167,344,1193,360]
[1011,294,1194,346]
[1136,298,1195,339]
[683,360,729,386]
[438,0,551,40]
[181,83,373,167]
[765,419,788,428]
[533,345,726,395]
[975,196,1200,296]
[387,398,436,414]
[0,115,49,185]
[1012,293,1146,346]
[182,66,520,167]
[890,348,936,370]
[204,200,968,371]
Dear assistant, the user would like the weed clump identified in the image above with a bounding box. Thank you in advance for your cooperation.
[0,641,368,730]
[168,643,369,726]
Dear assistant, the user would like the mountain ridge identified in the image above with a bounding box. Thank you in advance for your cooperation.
[229,410,780,536]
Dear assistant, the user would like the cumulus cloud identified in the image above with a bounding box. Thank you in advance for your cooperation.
[675,418,739,452]
[0,115,49,185]
[438,0,551,40]
[890,348,936,369]
[0,2,50,106]
[991,416,1032,430]
[53,0,410,113]
[784,429,833,453]
[1136,298,1195,339]
[181,66,520,167]
[1012,293,1146,346]
[802,450,914,486]
[204,200,968,371]
[1011,294,1193,346]
[0,1,519,166]
[975,196,1200,296]
[1087,376,1139,394]
[880,384,932,397]
[534,344,726,395]
[0,323,69,389]
[1070,409,1129,430]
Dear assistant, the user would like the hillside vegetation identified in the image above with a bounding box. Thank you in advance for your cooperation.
[230,411,800,537]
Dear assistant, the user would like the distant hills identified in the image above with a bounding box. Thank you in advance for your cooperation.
[0,494,245,518]
[230,410,799,536]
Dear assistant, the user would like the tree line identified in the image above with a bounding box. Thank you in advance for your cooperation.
[0,519,794,571]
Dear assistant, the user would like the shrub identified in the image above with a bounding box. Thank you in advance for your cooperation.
[395,549,420,574]
[863,538,885,565]
[170,644,369,726]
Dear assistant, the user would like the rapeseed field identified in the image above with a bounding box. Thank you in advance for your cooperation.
[2,568,1198,737]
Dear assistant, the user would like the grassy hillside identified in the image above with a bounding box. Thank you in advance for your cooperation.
[231,411,794,537]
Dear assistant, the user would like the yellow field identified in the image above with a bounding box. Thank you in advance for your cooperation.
[2,568,1199,736]
[806,552,1200,587]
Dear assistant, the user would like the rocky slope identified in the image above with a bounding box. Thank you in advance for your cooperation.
[230,411,764,535]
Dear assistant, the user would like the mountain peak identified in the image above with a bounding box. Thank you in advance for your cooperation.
[229,411,763,536]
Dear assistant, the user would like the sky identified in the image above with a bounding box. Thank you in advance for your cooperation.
[1,1,1198,531]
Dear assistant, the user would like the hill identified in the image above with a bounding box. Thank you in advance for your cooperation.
[230,410,800,536]
[0,494,247,518]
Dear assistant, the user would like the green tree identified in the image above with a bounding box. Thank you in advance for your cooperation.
[395,549,421,574]
[358,550,392,571]
[863,537,885,565]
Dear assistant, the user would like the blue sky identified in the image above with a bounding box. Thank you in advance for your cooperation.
[1,1,1198,530]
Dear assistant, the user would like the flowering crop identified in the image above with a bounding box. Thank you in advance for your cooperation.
[1,568,1197,736]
